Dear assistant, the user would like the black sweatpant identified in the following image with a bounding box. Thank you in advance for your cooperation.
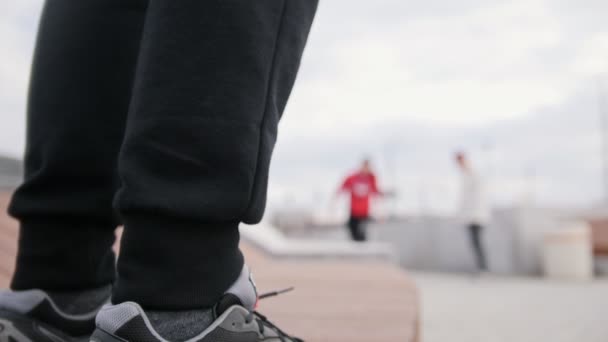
[348,216,368,242]
[8,0,317,310]
[467,223,487,271]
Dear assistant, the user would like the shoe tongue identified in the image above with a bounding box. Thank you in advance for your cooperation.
[215,293,245,316]
[221,265,258,313]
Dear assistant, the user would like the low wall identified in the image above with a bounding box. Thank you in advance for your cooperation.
[371,208,575,275]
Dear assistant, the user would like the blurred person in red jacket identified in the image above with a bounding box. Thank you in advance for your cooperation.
[337,159,385,242]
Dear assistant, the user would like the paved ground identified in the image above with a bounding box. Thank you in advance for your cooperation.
[414,272,608,342]
[0,192,420,342]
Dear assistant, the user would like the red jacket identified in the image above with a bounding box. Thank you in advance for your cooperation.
[340,171,381,218]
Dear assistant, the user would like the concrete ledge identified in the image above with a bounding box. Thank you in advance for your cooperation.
[0,193,419,342]
[240,222,396,261]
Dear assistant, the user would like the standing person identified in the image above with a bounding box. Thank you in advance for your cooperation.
[338,159,384,242]
[0,1,318,341]
[455,151,491,273]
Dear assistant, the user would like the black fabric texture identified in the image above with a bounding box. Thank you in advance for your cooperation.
[11,221,117,291]
[113,216,244,309]
[91,328,129,342]
[29,299,96,336]
[47,285,111,315]
[198,328,259,342]
[0,309,84,342]
[9,0,318,309]
[214,294,243,318]
[147,308,214,341]
[9,0,147,291]
[115,316,161,342]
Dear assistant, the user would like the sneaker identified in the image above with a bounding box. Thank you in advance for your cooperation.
[92,267,303,342]
[0,288,109,342]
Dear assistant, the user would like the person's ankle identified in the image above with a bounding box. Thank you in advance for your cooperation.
[146,265,256,341]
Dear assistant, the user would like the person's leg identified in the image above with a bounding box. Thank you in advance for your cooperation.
[112,0,318,311]
[468,224,479,270]
[348,216,359,241]
[476,224,488,271]
[8,0,147,293]
[469,224,487,271]
[358,217,369,242]
[2,1,148,340]
[93,1,317,340]
[349,217,367,242]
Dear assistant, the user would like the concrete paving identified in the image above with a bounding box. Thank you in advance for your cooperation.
[0,193,421,342]
[414,272,608,342]
[240,222,395,261]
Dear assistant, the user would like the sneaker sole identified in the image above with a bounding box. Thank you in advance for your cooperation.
[0,309,87,342]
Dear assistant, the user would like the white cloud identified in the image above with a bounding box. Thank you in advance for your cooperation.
[285,0,607,131]
[271,85,605,215]
[572,33,608,76]
[1,0,607,212]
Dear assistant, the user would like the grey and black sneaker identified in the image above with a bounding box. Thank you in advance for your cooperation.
[0,287,110,342]
[91,266,303,342]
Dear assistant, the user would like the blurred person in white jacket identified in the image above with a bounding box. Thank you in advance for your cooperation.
[455,151,491,272]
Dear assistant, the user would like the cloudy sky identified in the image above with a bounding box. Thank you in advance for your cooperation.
[1,0,607,214]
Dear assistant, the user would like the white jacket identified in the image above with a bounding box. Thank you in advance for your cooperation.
[459,169,491,225]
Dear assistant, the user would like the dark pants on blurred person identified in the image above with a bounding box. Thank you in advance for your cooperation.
[8,0,317,310]
[348,216,368,242]
[468,223,487,271]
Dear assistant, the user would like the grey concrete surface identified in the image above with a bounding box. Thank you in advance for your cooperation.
[414,272,608,342]
[303,209,585,275]
[239,223,396,261]
[375,210,587,275]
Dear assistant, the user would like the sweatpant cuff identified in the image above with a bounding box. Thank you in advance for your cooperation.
[11,220,117,291]
[113,214,244,310]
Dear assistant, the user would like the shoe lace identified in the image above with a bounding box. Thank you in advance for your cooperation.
[244,287,303,342]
